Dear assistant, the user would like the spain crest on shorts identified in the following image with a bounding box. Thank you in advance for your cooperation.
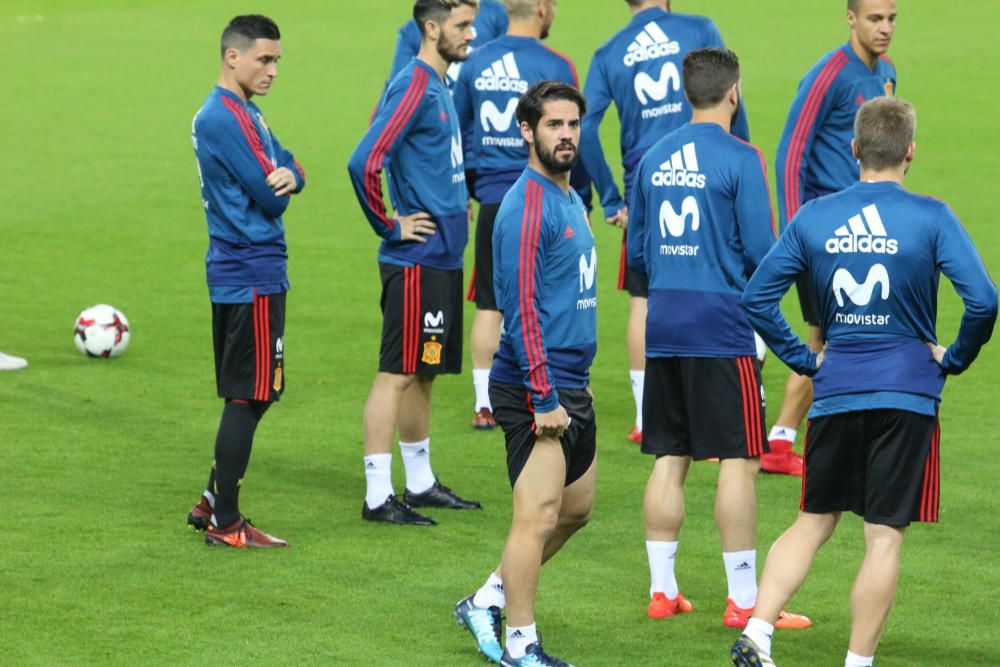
[422,336,442,365]
[884,78,894,96]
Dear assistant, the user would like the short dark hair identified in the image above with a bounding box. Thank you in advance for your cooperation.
[220,15,280,58]
[516,80,588,134]
[413,0,480,36]
[682,47,740,109]
[854,97,916,170]
[848,0,861,13]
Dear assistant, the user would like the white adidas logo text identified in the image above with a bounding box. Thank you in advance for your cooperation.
[474,52,528,94]
[624,21,680,67]
[826,204,898,255]
[651,143,705,188]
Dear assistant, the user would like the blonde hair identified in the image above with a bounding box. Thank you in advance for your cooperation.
[854,97,916,170]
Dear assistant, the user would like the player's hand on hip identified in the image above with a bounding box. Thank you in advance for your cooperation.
[607,207,628,229]
[266,167,298,196]
[927,342,947,365]
[534,405,570,440]
[398,212,437,243]
[815,343,827,369]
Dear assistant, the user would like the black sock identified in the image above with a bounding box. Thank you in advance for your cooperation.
[205,466,216,504]
[212,400,263,527]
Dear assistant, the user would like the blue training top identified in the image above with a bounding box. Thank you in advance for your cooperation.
[348,59,469,270]
[453,34,580,204]
[192,86,306,304]
[580,7,750,218]
[628,122,775,358]
[491,167,598,412]
[743,181,997,418]
[776,43,897,230]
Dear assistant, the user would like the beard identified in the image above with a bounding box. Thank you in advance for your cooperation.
[437,33,470,64]
[730,95,742,129]
[534,139,577,173]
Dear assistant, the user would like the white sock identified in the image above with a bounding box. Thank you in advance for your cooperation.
[723,550,758,609]
[845,651,874,667]
[630,369,644,430]
[472,572,505,609]
[473,368,492,411]
[744,618,774,657]
[364,453,393,508]
[202,490,215,508]
[506,623,538,659]
[400,439,435,494]
[768,425,797,443]
[646,540,679,598]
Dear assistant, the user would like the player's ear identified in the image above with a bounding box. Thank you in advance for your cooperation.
[850,138,860,160]
[905,142,916,164]
[223,47,240,69]
[423,19,441,43]
[520,120,534,145]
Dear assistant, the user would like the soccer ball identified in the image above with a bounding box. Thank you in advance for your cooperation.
[74,305,131,358]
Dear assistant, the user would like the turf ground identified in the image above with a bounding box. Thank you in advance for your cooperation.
[1,1,998,665]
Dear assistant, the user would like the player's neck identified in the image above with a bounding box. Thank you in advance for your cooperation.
[849,34,880,69]
[417,44,451,79]
[507,20,542,39]
[690,108,732,132]
[632,1,668,16]
[859,166,906,185]
[217,73,250,103]
[529,158,571,193]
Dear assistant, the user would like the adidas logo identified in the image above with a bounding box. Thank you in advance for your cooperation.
[564,225,576,239]
[651,143,705,189]
[493,583,505,593]
[474,52,528,94]
[416,448,428,456]
[365,461,376,470]
[735,561,753,571]
[510,630,525,639]
[825,204,898,255]
[624,21,680,66]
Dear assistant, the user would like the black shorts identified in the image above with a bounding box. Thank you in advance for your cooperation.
[212,291,285,402]
[489,381,597,488]
[379,262,462,375]
[641,356,768,460]
[801,410,940,526]
[617,233,648,297]
[467,203,500,311]
[795,272,820,326]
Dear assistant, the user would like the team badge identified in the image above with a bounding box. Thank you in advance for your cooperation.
[422,336,443,365]
[273,367,283,391]
[884,78,894,96]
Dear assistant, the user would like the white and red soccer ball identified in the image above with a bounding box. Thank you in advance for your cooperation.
[74,305,130,358]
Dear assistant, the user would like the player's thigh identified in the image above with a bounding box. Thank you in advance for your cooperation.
[212,293,285,402]
[801,413,866,515]
[491,381,550,489]
[641,357,689,457]
[419,266,464,374]
[682,356,766,460]
[560,387,597,488]
[472,203,500,311]
[863,410,938,527]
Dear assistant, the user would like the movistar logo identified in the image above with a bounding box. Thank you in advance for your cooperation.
[624,21,680,66]
[659,196,700,238]
[651,143,705,189]
[832,264,891,307]
[474,52,528,94]
[480,98,519,133]
[450,135,464,169]
[578,247,597,292]
[634,61,681,105]
[826,204,898,255]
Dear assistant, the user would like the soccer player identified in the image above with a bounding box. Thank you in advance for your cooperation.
[628,48,810,630]
[580,0,749,444]
[453,0,583,430]
[348,0,482,526]
[765,0,898,475]
[453,81,597,666]
[731,97,997,667]
[185,15,305,548]
[0,350,27,370]
[387,0,508,88]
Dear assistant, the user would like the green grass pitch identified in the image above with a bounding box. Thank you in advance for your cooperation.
[1,1,998,664]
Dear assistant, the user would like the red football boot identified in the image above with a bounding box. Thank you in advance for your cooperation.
[205,518,288,548]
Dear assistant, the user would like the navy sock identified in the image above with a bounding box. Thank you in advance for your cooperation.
[211,400,264,527]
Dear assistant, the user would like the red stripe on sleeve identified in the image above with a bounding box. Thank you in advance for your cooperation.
[222,97,275,176]
[783,52,848,219]
[293,160,306,181]
[735,138,778,239]
[542,43,580,88]
[364,68,429,232]
[519,181,551,398]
